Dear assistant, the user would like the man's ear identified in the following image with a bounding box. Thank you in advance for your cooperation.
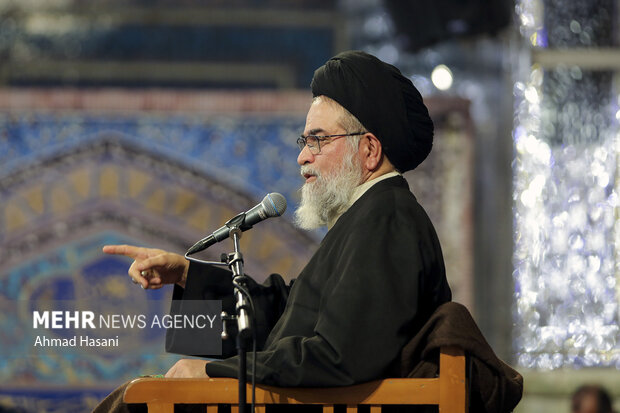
[359,133,383,171]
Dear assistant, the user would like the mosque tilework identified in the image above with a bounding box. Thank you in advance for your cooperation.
[0,105,316,412]
[0,112,304,204]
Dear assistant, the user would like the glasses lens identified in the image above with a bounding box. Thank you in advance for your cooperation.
[306,136,319,154]
[297,137,306,151]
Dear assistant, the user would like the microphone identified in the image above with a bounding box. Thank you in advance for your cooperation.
[186,192,287,255]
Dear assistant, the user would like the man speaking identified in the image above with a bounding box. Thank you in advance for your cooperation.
[95,50,452,409]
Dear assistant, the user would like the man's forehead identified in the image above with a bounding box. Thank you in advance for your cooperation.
[303,99,340,134]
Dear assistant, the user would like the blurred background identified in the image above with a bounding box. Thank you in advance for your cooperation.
[0,0,618,411]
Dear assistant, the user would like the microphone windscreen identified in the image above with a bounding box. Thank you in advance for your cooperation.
[263,193,287,217]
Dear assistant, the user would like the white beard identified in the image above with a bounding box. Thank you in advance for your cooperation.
[294,149,363,230]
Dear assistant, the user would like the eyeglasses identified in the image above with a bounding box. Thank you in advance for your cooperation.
[297,132,365,154]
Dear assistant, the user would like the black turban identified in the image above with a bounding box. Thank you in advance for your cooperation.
[311,51,434,172]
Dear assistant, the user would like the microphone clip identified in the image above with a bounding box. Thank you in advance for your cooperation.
[224,212,253,232]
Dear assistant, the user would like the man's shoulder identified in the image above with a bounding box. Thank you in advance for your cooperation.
[324,175,435,245]
[330,175,429,233]
[353,175,420,212]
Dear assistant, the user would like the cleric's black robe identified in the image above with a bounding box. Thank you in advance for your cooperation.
[168,176,451,387]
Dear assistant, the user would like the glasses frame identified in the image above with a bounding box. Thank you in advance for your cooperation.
[297,132,366,154]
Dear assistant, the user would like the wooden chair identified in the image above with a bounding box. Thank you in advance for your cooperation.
[124,345,467,413]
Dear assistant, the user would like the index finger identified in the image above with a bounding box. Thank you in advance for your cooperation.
[102,244,146,259]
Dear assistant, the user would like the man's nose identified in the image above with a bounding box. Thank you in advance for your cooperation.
[297,145,314,165]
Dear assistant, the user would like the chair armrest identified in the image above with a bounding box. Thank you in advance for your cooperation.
[124,377,441,405]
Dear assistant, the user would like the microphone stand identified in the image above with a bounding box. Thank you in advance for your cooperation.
[185,213,255,413]
[225,217,252,413]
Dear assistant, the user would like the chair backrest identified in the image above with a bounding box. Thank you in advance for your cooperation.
[123,345,467,413]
